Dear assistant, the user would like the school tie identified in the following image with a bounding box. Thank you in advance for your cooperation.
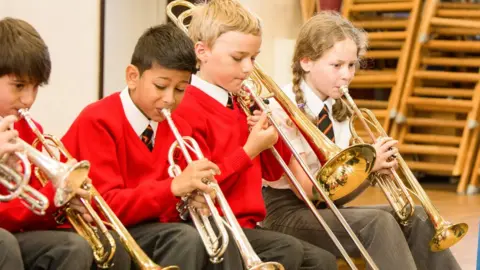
[141,124,154,151]
[226,94,234,109]
[317,106,335,142]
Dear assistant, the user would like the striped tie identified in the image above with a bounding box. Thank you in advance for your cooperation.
[316,106,335,142]
[141,124,154,151]
[226,94,234,109]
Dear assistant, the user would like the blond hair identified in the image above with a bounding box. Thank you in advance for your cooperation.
[189,0,262,48]
[292,11,367,122]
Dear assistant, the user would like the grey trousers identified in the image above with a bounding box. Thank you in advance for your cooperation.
[14,230,93,270]
[128,221,337,270]
[262,187,462,270]
[0,228,23,269]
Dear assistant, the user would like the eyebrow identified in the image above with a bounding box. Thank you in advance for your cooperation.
[232,50,261,56]
[11,78,27,83]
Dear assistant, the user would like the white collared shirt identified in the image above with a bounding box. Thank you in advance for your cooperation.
[119,87,158,146]
[263,81,352,189]
[190,74,230,106]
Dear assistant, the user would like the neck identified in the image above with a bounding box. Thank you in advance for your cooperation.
[196,70,230,93]
[128,88,151,120]
[304,75,329,101]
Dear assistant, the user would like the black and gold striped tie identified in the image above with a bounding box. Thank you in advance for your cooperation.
[316,106,335,142]
[141,124,154,151]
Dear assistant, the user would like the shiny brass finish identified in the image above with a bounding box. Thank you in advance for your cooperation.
[19,109,173,270]
[0,140,49,214]
[341,85,468,252]
[163,108,283,270]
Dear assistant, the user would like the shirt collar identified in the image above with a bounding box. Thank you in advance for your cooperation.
[190,74,230,107]
[301,80,334,116]
[119,87,158,138]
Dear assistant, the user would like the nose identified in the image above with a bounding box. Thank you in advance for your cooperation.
[20,86,37,108]
[241,58,254,74]
[162,88,176,107]
[340,65,353,83]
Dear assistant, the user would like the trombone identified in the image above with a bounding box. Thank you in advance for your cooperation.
[163,108,284,270]
[167,1,378,269]
[340,86,469,252]
[18,109,175,270]
[0,139,50,215]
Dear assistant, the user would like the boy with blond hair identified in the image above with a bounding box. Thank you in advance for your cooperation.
[175,0,337,269]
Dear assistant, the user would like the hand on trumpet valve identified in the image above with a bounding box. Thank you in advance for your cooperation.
[188,190,214,216]
[372,137,399,175]
[244,112,278,158]
[0,115,24,166]
[68,197,94,223]
[171,158,220,197]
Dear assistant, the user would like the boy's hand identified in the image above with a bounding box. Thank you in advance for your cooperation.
[244,113,278,159]
[188,190,215,216]
[247,110,262,128]
[0,115,23,158]
[371,137,398,175]
[171,158,220,198]
[69,196,94,223]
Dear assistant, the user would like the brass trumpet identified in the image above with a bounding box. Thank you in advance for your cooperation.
[163,108,284,270]
[340,86,469,252]
[18,109,175,270]
[0,139,49,214]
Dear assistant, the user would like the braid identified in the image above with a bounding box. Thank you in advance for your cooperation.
[332,99,351,122]
[292,64,316,123]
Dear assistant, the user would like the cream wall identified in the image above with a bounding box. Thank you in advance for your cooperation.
[0,0,100,137]
[103,0,167,96]
[0,0,300,136]
[239,0,302,86]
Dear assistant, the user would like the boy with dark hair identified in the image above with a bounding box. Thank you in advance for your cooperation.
[0,17,95,270]
[61,23,226,269]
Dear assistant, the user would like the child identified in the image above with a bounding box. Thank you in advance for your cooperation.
[261,11,462,270]
[0,17,95,270]
[174,0,337,269]
[0,116,24,269]
[61,23,235,269]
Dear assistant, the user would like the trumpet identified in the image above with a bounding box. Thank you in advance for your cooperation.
[340,86,469,252]
[18,109,174,270]
[163,108,283,270]
[0,140,49,215]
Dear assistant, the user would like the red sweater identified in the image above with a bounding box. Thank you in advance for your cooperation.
[174,85,291,228]
[0,119,58,232]
[61,92,188,227]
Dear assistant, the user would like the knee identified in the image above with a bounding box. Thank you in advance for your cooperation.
[273,236,304,269]
[60,233,94,265]
[0,229,22,260]
[307,248,337,270]
[164,223,204,252]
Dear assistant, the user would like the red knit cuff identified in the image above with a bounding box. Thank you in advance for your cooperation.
[155,177,179,208]
[226,146,254,173]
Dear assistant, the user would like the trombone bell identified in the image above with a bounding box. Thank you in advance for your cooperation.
[316,145,375,203]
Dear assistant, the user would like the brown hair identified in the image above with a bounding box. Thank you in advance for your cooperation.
[0,17,51,85]
[189,0,262,48]
[131,23,196,75]
[292,11,367,122]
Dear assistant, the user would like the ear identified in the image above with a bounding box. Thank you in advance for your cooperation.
[299,57,313,73]
[195,41,210,65]
[125,64,140,90]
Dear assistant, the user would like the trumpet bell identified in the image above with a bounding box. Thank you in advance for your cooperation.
[51,160,91,207]
[315,144,376,203]
[430,222,468,252]
[249,262,284,270]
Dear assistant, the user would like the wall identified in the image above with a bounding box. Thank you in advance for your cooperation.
[103,0,167,96]
[0,0,101,137]
[239,0,302,86]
